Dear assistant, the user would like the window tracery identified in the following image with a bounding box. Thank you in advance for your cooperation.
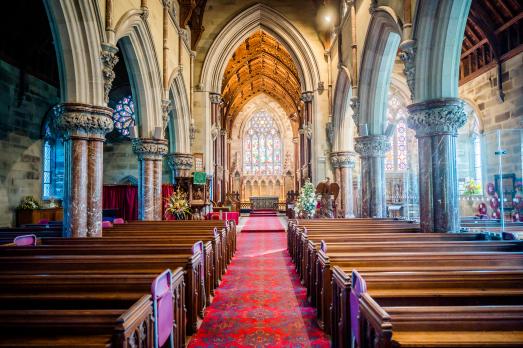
[243,111,282,175]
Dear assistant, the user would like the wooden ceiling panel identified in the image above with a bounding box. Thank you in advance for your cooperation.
[221,30,302,120]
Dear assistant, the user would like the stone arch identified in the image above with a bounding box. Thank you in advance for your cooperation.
[412,0,472,101]
[167,68,191,153]
[358,7,402,135]
[332,66,355,151]
[43,0,105,105]
[200,3,320,93]
[113,10,163,137]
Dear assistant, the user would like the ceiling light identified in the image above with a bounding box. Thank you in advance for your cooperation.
[325,15,331,23]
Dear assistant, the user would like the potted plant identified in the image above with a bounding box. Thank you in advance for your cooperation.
[294,179,319,219]
[17,196,41,210]
[165,190,191,220]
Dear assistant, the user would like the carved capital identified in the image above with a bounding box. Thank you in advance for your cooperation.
[166,152,193,177]
[354,135,391,157]
[209,93,222,104]
[301,92,314,103]
[54,103,114,140]
[162,99,171,129]
[350,97,360,126]
[330,151,356,168]
[132,138,168,160]
[100,43,119,104]
[220,129,227,137]
[140,7,149,20]
[326,121,334,148]
[303,123,313,139]
[407,98,467,137]
[162,0,172,7]
[399,40,416,100]
[211,124,220,141]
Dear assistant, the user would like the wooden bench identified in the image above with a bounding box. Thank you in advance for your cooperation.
[357,279,523,348]
[0,249,202,336]
[332,268,523,347]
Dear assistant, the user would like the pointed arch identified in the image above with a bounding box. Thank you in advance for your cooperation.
[332,66,355,151]
[412,0,472,101]
[43,0,105,105]
[200,3,320,93]
[358,8,402,135]
[113,11,163,137]
[168,68,191,153]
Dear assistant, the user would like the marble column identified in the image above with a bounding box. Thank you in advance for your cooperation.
[330,151,357,218]
[54,103,114,237]
[407,98,466,232]
[210,93,222,202]
[166,152,194,179]
[355,135,391,218]
[132,138,168,220]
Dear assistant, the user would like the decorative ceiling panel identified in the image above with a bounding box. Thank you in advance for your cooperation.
[221,30,302,119]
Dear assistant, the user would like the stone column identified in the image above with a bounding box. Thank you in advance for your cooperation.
[355,135,391,218]
[132,138,168,220]
[330,151,357,218]
[301,92,314,181]
[210,93,222,202]
[329,153,341,216]
[407,98,466,232]
[54,103,114,237]
[166,152,194,179]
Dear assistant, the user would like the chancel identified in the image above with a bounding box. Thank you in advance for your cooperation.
[0,0,522,347]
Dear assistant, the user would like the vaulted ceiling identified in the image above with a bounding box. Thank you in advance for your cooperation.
[221,30,302,122]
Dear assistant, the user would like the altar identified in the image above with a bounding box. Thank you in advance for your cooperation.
[250,196,279,211]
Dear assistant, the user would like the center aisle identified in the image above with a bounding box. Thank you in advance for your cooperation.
[188,216,331,347]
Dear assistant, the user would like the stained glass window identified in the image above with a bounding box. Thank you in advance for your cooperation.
[243,111,282,175]
[112,96,136,137]
[385,92,413,172]
[42,122,65,200]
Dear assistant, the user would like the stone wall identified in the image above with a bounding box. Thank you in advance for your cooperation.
[103,140,172,185]
[459,53,523,182]
[103,141,139,184]
[0,60,59,227]
[458,52,523,216]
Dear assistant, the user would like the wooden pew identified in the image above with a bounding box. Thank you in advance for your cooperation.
[0,295,154,347]
[317,250,523,333]
[357,278,523,348]
[0,250,202,336]
[332,268,523,347]
[38,237,216,305]
[0,270,186,348]
[306,239,522,307]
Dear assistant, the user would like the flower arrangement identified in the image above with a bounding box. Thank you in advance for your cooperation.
[294,179,319,218]
[18,196,41,210]
[463,179,482,196]
[165,190,191,219]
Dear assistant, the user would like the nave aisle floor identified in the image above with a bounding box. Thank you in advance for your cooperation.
[188,218,331,347]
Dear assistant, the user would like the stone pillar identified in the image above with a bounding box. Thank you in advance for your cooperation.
[54,103,114,237]
[210,93,222,202]
[329,154,341,216]
[132,138,168,220]
[355,135,391,218]
[301,92,314,182]
[166,152,194,179]
[330,151,356,218]
[407,98,466,232]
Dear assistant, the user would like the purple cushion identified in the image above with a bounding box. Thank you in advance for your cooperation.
[14,234,37,246]
[350,270,368,346]
[113,218,125,224]
[152,269,174,347]
[102,221,113,228]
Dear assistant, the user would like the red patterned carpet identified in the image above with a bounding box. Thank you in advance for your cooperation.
[242,216,286,233]
[188,224,331,347]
